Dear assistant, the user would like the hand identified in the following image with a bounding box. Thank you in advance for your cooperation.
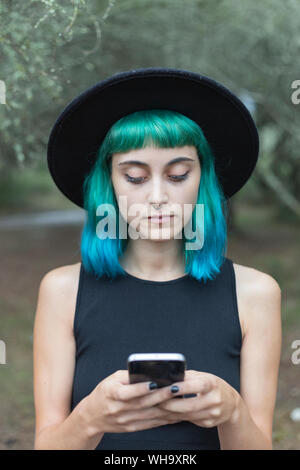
[156,370,240,428]
[81,370,184,434]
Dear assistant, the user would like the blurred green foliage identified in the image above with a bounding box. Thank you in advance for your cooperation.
[0,0,299,217]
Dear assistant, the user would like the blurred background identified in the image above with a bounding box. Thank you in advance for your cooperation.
[0,0,299,450]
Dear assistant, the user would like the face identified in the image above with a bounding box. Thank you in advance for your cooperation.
[110,145,201,241]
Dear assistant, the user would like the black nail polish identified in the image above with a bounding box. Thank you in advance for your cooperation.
[171,385,179,393]
[149,382,158,390]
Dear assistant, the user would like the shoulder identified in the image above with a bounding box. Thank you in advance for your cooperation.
[232,262,281,339]
[37,262,81,331]
[40,262,81,291]
[232,262,281,297]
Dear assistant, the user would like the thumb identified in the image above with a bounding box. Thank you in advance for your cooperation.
[114,369,130,384]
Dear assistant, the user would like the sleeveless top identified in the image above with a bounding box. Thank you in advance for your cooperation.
[71,256,242,450]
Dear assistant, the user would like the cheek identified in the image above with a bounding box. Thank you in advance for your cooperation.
[175,181,199,225]
[111,175,136,222]
[188,175,201,211]
[117,192,145,224]
[175,181,199,204]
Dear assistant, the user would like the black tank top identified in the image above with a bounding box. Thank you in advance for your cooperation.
[71,256,242,450]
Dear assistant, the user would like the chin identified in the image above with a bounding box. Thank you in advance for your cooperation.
[138,224,184,241]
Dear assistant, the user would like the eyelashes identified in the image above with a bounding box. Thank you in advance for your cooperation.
[125,171,190,185]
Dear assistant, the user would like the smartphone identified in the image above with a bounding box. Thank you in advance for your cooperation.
[127,353,194,399]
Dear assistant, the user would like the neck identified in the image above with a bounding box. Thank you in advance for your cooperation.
[119,238,186,280]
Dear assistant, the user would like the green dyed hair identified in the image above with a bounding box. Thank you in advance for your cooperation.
[80,109,228,283]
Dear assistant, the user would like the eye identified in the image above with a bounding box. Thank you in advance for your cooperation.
[125,171,190,185]
[125,175,147,184]
[169,171,190,183]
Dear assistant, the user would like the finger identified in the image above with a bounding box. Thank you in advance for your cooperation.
[157,391,215,413]
[131,378,213,410]
[110,379,163,402]
[190,406,221,423]
[171,377,214,397]
[184,371,216,385]
[132,383,185,409]
[114,405,174,426]
[185,369,199,376]
[113,370,130,384]
[155,380,215,412]
[118,382,185,410]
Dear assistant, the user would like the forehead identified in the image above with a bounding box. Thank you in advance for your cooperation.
[113,145,198,168]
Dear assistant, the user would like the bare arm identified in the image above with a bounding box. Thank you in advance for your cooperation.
[33,265,104,450]
[217,271,282,449]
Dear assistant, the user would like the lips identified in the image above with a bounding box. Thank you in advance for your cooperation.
[148,214,174,219]
[148,214,175,223]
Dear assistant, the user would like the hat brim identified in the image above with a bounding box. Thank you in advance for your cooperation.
[47,67,259,208]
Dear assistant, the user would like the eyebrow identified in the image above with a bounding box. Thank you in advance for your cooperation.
[118,157,195,167]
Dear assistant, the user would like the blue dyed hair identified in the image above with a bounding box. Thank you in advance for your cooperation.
[80,109,228,283]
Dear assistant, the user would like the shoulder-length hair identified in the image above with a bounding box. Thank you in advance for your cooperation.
[80,109,228,283]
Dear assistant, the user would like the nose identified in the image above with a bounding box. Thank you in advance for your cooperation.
[147,175,168,207]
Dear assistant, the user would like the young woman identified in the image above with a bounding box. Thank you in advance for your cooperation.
[33,68,282,450]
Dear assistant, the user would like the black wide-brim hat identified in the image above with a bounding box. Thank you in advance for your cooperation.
[47,67,259,208]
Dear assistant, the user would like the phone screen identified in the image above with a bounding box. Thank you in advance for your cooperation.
[127,353,190,398]
[129,359,185,387]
